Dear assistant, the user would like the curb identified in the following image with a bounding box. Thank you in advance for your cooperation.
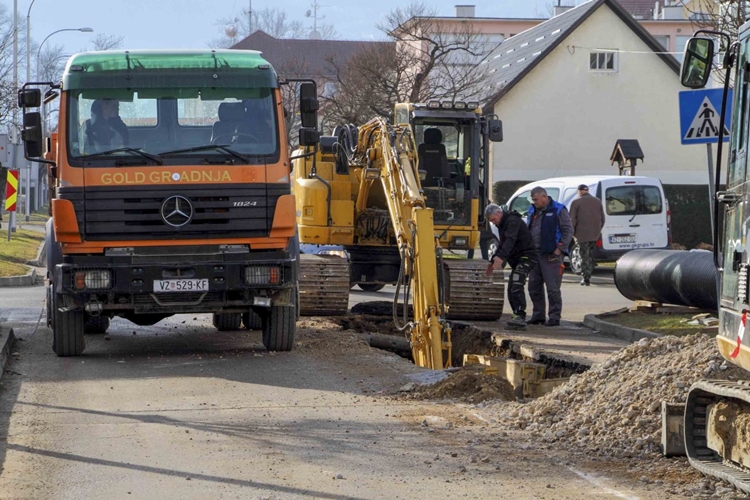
[27,239,47,267]
[583,313,661,342]
[0,267,37,287]
[0,327,16,382]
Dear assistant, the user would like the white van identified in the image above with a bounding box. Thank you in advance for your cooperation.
[490,175,671,273]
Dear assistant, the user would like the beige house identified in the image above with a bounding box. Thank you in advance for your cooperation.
[480,0,709,184]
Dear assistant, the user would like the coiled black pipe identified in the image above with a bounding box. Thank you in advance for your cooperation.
[614,249,719,311]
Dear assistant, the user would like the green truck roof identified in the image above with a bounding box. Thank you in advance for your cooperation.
[63,49,278,90]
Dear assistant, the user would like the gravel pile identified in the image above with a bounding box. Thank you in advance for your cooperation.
[493,333,747,458]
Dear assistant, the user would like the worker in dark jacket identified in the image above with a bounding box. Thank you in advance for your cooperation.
[570,184,605,286]
[485,203,539,330]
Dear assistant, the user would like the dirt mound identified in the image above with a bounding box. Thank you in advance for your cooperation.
[414,367,515,404]
[488,333,746,458]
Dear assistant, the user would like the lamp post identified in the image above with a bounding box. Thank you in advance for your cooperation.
[25,0,34,219]
[31,26,92,221]
[36,27,93,80]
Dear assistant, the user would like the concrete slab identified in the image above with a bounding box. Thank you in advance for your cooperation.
[471,319,631,368]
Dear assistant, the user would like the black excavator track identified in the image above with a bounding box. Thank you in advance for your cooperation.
[685,379,750,494]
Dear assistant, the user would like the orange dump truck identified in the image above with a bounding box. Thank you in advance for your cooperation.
[17,50,314,356]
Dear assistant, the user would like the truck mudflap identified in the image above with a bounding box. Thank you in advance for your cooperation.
[53,254,297,315]
[685,379,750,494]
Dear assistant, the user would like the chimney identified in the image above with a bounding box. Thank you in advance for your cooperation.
[455,5,476,18]
[654,1,659,20]
[553,6,573,16]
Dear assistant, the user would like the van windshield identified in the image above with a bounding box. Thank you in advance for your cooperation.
[605,186,662,216]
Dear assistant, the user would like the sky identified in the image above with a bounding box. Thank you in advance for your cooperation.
[8,0,560,54]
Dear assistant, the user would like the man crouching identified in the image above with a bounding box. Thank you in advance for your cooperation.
[485,204,539,330]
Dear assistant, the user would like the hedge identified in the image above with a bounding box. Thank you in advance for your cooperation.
[492,181,712,250]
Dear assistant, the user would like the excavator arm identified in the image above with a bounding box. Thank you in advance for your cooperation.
[344,117,450,369]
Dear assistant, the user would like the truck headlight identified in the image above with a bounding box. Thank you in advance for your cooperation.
[75,269,112,290]
[245,266,282,285]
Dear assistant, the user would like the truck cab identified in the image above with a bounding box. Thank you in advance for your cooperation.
[19,50,303,356]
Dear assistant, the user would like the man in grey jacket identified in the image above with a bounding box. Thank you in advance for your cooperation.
[569,184,605,286]
[527,187,574,327]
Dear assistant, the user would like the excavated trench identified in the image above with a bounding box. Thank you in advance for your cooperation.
[335,303,591,380]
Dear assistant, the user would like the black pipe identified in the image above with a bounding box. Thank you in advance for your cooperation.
[614,249,718,311]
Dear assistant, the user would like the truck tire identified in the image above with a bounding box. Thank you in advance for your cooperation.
[52,291,85,357]
[262,298,296,352]
[242,310,263,330]
[84,315,110,334]
[213,312,242,331]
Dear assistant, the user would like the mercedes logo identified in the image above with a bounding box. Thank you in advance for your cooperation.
[161,195,193,227]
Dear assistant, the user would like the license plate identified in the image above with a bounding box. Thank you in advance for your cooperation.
[609,234,636,244]
[153,279,209,293]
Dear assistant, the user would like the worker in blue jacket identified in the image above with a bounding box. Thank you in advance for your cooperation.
[526,186,574,327]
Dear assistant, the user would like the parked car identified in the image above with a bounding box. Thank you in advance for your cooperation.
[485,175,671,273]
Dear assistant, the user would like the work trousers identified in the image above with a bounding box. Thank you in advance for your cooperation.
[528,254,564,322]
[579,240,596,281]
[508,257,535,318]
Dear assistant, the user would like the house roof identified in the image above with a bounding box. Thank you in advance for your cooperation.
[482,0,680,111]
[230,30,391,80]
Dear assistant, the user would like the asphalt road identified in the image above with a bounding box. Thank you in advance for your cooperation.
[0,280,672,499]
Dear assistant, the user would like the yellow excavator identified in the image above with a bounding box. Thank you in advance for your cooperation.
[292,99,504,369]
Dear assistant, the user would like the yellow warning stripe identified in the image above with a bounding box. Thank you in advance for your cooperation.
[7,172,18,189]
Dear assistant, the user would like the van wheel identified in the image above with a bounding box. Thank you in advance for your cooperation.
[213,313,242,331]
[487,237,499,262]
[569,243,583,275]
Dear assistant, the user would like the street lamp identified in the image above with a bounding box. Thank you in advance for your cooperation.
[29,26,92,222]
[36,27,93,80]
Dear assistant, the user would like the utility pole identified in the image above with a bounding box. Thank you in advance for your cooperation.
[11,0,18,231]
[26,0,35,219]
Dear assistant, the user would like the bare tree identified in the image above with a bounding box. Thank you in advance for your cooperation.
[684,1,748,50]
[323,2,499,125]
[209,6,338,47]
[89,33,124,51]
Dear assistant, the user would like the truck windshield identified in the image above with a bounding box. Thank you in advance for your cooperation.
[67,87,279,166]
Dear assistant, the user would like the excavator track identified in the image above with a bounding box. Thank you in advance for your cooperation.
[444,259,504,320]
[685,379,750,494]
[298,254,350,316]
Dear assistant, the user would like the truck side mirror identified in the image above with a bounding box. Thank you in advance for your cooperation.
[681,37,714,89]
[299,82,319,129]
[488,119,503,142]
[18,88,41,108]
[22,112,44,157]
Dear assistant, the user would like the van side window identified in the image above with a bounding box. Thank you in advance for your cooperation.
[510,190,532,213]
[605,186,662,215]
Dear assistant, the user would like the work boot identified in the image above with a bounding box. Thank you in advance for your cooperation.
[544,319,560,327]
[580,278,591,286]
[526,317,545,325]
[507,315,527,330]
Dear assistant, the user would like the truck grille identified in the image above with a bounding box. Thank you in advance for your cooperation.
[59,183,289,241]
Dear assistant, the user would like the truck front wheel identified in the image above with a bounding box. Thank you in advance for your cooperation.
[262,299,296,352]
[52,290,85,357]
[242,311,263,330]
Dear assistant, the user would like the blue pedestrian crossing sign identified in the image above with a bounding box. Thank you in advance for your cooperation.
[679,88,732,145]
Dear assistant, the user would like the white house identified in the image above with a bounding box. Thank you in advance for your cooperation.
[482,0,711,185]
